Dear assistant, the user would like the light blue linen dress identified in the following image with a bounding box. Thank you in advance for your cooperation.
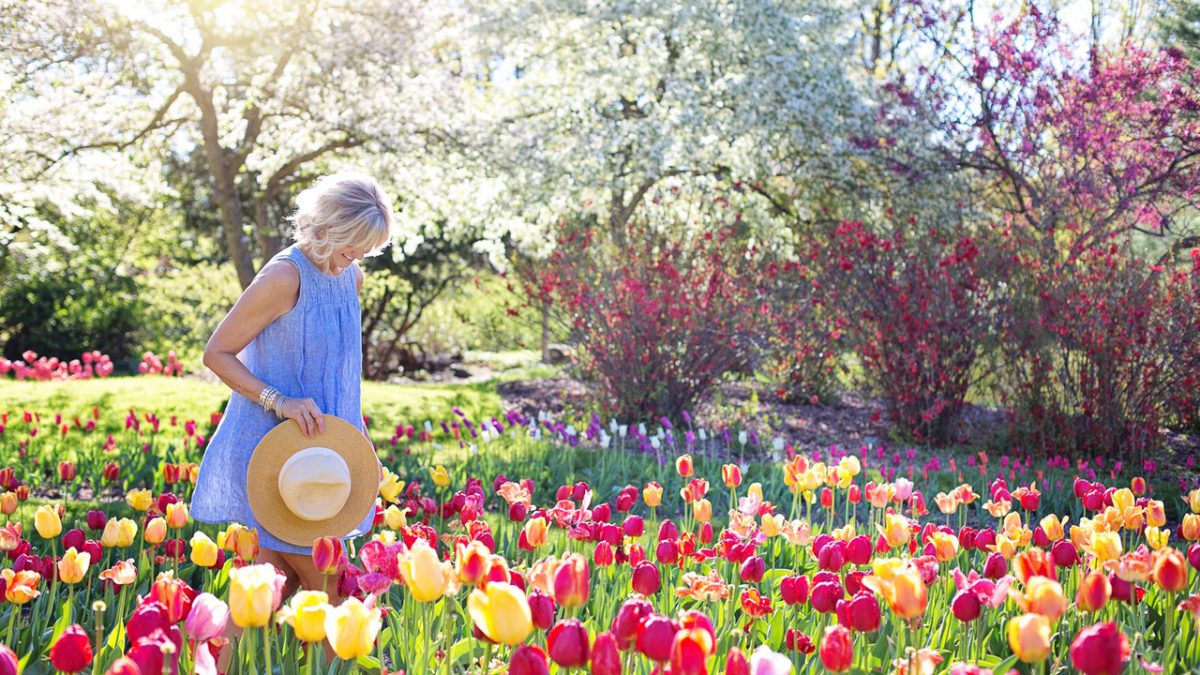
[191,244,374,554]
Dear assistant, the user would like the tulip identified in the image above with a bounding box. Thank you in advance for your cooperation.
[591,631,622,675]
[57,460,76,482]
[643,482,663,507]
[819,624,853,671]
[99,559,137,588]
[189,532,219,568]
[429,465,451,487]
[548,619,590,668]
[85,510,106,532]
[780,575,809,606]
[863,560,926,619]
[722,463,743,488]
[748,645,791,675]
[127,628,181,675]
[740,556,766,583]
[384,504,408,529]
[877,513,910,548]
[611,598,652,650]
[693,498,712,523]
[676,454,694,478]
[1007,613,1052,663]
[279,591,330,643]
[0,645,16,675]
[126,488,154,511]
[982,552,1007,579]
[58,547,90,584]
[509,645,550,675]
[0,493,15,516]
[34,505,61,539]
[184,592,229,642]
[552,553,589,608]
[152,572,197,624]
[1189,542,1200,571]
[1152,547,1187,592]
[324,596,382,659]
[312,536,343,575]
[165,502,188,529]
[231,526,259,561]
[636,614,678,662]
[725,648,750,675]
[467,582,532,646]
[228,563,285,628]
[1,569,41,604]
[520,517,548,551]
[457,540,491,586]
[929,531,959,562]
[49,624,92,673]
[528,589,555,630]
[631,561,660,595]
[1070,621,1131,675]
[62,528,85,552]
[144,517,167,545]
[838,591,881,632]
[952,589,981,622]
[1184,514,1200,540]
[398,539,450,602]
[1022,577,1067,621]
[670,627,714,675]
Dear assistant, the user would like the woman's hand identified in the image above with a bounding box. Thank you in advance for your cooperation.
[280,397,325,437]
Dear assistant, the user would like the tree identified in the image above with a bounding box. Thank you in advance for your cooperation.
[1,0,463,287]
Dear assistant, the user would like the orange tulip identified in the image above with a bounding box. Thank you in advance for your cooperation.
[0,569,40,604]
[1152,548,1188,593]
[456,540,491,587]
[643,482,663,508]
[1007,613,1051,663]
[721,464,743,489]
[693,499,712,523]
[863,559,926,619]
[1182,514,1200,541]
[1076,572,1111,612]
[675,454,694,478]
[522,517,548,550]
[930,531,959,562]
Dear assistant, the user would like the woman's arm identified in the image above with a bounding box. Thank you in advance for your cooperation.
[202,262,325,437]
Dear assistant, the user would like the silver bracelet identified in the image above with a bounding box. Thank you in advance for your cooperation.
[258,386,280,414]
[273,395,287,419]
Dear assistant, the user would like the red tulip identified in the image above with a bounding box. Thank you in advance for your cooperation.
[1152,548,1188,593]
[1130,477,1146,496]
[819,624,853,672]
[86,510,107,532]
[62,529,85,551]
[810,580,843,613]
[128,626,182,675]
[1070,622,1130,675]
[676,455,694,478]
[594,542,614,567]
[1051,539,1080,567]
[622,515,644,539]
[982,552,1007,579]
[846,535,872,565]
[951,589,981,622]
[631,561,660,595]
[0,644,17,675]
[725,648,749,675]
[836,591,881,632]
[611,598,652,650]
[57,461,75,482]
[636,614,679,662]
[150,573,196,624]
[657,520,679,542]
[509,645,550,675]
[103,462,120,482]
[1188,542,1200,571]
[656,539,679,565]
[1077,572,1111,613]
[1108,573,1144,605]
[312,536,343,575]
[847,485,861,504]
[785,628,815,653]
[670,628,714,675]
[49,624,92,673]
[548,619,590,668]
[818,541,846,571]
[739,556,766,583]
[528,589,555,630]
[780,575,809,606]
[590,631,621,675]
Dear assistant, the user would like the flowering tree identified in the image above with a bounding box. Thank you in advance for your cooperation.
[1,0,468,288]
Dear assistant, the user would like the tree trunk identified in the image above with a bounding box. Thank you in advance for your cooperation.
[540,299,551,363]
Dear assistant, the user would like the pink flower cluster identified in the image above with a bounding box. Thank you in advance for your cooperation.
[0,351,114,381]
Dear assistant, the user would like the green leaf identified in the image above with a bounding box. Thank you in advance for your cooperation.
[448,637,475,665]
[50,597,73,643]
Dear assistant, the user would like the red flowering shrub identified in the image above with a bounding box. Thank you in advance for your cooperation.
[535,217,771,422]
[811,219,1007,444]
[764,257,843,404]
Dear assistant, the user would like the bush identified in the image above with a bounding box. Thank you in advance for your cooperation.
[812,219,1007,444]
[1002,240,1200,459]
[536,216,772,422]
[134,262,241,368]
[764,256,844,404]
[0,269,144,365]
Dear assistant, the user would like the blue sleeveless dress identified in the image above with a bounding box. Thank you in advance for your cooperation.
[191,244,374,554]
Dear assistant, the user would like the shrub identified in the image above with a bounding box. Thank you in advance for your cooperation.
[811,219,1007,444]
[536,217,772,422]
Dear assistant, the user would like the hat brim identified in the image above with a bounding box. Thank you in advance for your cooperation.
[247,416,379,548]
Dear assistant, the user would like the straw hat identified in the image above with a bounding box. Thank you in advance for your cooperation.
[246,416,379,547]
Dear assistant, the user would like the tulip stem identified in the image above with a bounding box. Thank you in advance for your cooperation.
[262,626,273,675]
[308,639,316,675]
[5,605,16,648]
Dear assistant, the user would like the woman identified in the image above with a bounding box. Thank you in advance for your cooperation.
[191,171,394,601]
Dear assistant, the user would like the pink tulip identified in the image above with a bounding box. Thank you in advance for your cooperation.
[184,593,229,642]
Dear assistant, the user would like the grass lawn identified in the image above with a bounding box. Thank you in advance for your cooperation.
[0,375,505,434]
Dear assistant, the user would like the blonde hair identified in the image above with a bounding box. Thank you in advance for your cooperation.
[290,172,395,266]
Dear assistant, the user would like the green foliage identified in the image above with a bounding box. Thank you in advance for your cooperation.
[134,262,241,368]
[1160,0,1200,60]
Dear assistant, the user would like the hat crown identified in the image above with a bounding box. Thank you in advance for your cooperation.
[278,447,351,522]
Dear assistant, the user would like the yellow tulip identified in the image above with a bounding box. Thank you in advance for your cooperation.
[325,597,381,659]
[1039,515,1066,542]
[0,569,41,604]
[877,513,911,548]
[930,531,959,562]
[1187,488,1200,514]
[0,493,17,515]
[643,482,663,507]
[379,468,404,503]
[144,517,167,545]
[1146,526,1170,551]
[126,489,154,511]
[466,582,532,646]
[863,558,927,620]
[57,547,90,584]
[1112,488,1134,513]
[761,513,783,538]
[1086,531,1123,562]
[1182,514,1200,541]
[838,456,861,480]
[429,466,451,488]
[103,518,138,548]
[228,563,284,628]
[190,532,219,568]
[278,591,330,643]
[165,502,189,529]
[383,505,408,530]
[693,499,712,523]
[1007,613,1051,663]
[34,505,62,539]
[1146,500,1166,528]
[398,539,450,602]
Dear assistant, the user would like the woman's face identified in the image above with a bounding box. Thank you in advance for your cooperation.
[327,245,367,275]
